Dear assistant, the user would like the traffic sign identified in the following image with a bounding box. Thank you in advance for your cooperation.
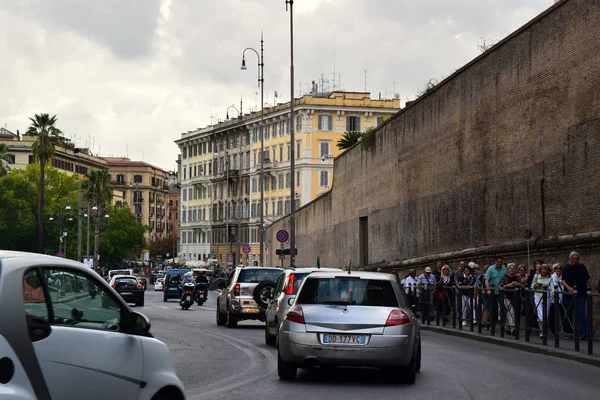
[56,251,66,258]
[227,255,234,262]
[276,230,289,243]
[276,248,297,256]
[242,245,252,254]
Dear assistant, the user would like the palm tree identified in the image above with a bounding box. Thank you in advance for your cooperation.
[27,113,62,253]
[336,131,362,150]
[0,144,12,177]
[85,169,113,269]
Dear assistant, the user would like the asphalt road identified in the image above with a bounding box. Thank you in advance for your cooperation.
[138,289,599,400]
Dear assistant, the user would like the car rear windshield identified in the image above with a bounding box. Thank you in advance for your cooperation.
[115,278,138,285]
[238,269,282,283]
[296,277,400,307]
[167,274,183,284]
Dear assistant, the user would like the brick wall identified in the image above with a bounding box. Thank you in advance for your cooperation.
[266,0,600,287]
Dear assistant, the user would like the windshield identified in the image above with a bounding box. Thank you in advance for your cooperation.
[238,269,282,283]
[115,278,137,285]
[292,273,311,294]
[167,274,183,284]
[296,278,400,307]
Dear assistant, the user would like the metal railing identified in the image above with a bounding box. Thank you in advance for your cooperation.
[413,282,599,356]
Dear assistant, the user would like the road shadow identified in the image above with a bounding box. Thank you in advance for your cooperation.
[289,366,414,386]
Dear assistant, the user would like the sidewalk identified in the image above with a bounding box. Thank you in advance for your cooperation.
[421,321,600,368]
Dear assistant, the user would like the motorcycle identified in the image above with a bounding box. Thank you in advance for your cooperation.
[88,285,97,300]
[195,283,208,306]
[180,282,195,310]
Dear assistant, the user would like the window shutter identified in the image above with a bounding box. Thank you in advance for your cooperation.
[328,115,333,131]
[346,116,351,131]
[318,116,323,130]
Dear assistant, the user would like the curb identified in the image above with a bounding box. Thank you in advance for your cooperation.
[421,325,600,368]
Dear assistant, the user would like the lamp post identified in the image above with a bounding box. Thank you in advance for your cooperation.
[241,33,265,266]
[285,0,296,268]
[92,203,110,271]
[77,181,83,261]
[48,203,73,255]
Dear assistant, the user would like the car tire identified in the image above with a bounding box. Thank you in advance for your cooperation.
[277,352,297,381]
[399,353,417,384]
[163,297,167,302]
[216,302,226,326]
[253,281,276,309]
[265,322,276,346]
[137,298,145,307]
[226,308,238,328]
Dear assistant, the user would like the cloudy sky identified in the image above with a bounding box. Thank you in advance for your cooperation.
[0,0,551,171]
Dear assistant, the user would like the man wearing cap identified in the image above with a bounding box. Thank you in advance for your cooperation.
[417,267,437,320]
[404,269,419,306]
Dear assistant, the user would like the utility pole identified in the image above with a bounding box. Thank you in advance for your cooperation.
[225,151,229,270]
[77,181,83,261]
[286,0,296,268]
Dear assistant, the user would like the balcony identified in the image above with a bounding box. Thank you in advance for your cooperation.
[211,168,240,182]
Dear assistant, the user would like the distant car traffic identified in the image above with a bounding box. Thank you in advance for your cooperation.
[0,251,186,400]
[277,271,422,383]
[216,266,283,328]
[264,267,343,346]
[107,275,145,307]
[154,278,164,291]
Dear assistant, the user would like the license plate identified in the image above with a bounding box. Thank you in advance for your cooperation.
[242,307,259,313]
[169,288,177,291]
[322,334,366,345]
[120,292,132,296]
[186,296,191,301]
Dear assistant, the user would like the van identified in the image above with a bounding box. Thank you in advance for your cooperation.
[163,269,190,302]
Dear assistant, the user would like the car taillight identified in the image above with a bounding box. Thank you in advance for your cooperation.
[285,305,305,324]
[111,284,115,289]
[233,283,240,297]
[284,274,295,295]
[137,284,142,289]
[385,309,411,327]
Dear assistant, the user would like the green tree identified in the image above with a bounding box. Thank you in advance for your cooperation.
[0,144,12,177]
[148,234,177,259]
[336,131,362,150]
[27,113,62,253]
[0,165,79,253]
[98,207,147,267]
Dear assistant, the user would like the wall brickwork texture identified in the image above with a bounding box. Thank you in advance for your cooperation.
[266,0,600,288]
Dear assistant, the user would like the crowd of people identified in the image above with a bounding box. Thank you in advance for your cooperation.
[398,251,598,341]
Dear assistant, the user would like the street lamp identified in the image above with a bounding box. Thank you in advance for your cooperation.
[241,32,265,266]
[92,203,110,271]
[48,203,73,255]
[286,0,296,268]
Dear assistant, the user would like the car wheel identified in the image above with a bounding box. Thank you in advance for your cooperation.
[137,298,145,307]
[399,354,417,384]
[226,308,238,328]
[163,297,167,302]
[253,280,276,309]
[277,352,297,381]
[216,302,226,326]
[265,322,276,346]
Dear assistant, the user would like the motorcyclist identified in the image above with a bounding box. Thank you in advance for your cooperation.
[179,272,196,298]
[195,272,209,300]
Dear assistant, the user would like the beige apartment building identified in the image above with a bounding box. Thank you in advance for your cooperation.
[0,128,107,176]
[104,157,170,240]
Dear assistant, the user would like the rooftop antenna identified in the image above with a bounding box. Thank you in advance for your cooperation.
[240,94,243,119]
[348,259,352,275]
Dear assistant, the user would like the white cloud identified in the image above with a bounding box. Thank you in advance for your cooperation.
[0,0,552,170]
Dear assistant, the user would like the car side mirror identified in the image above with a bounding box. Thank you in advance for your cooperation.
[130,311,151,334]
[287,296,296,306]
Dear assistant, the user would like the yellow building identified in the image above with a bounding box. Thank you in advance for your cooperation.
[0,129,108,177]
[174,91,400,268]
[103,157,169,241]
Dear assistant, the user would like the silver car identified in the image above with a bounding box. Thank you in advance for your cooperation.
[264,267,343,346]
[277,271,421,383]
[216,266,283,328]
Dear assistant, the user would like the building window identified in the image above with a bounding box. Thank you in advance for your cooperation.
[279,121,284,136]
[134,175,142,183]
[278,174,284,190]
[272,146,276,162]
[320,171,329,187]
[296,171,300,187]
[296,141,301,159]
[320,141,330,157]
[318,114,333,131]
[28,155,34,164]
[183,147,187,159]
[182,232,187,243]
[287,143,291,161]
[346,116,360,132]
[285,199,290,214]
[286,119,290,134]
[279,145,283,162]
[277,200,283,215]
[296,115,302,131]
[285,173,290,189]
[6,154,15,164]
[272,122,277,136]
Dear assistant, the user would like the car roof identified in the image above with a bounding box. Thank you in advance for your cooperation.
[305,271,398,281]
[287,268,343,274]
[0,250,91,273]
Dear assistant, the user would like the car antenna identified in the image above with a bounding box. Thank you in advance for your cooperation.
[348,259,351,275]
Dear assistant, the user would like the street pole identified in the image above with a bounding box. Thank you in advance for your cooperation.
[225,152,229,270]
[86,205,90,258]
[259,32,265,267]
[286,0,296,268]
[241,34,265,267]
[77,181,82,261]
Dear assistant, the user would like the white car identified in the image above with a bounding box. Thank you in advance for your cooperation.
[154,278,164,291]
[0,251,186,400]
